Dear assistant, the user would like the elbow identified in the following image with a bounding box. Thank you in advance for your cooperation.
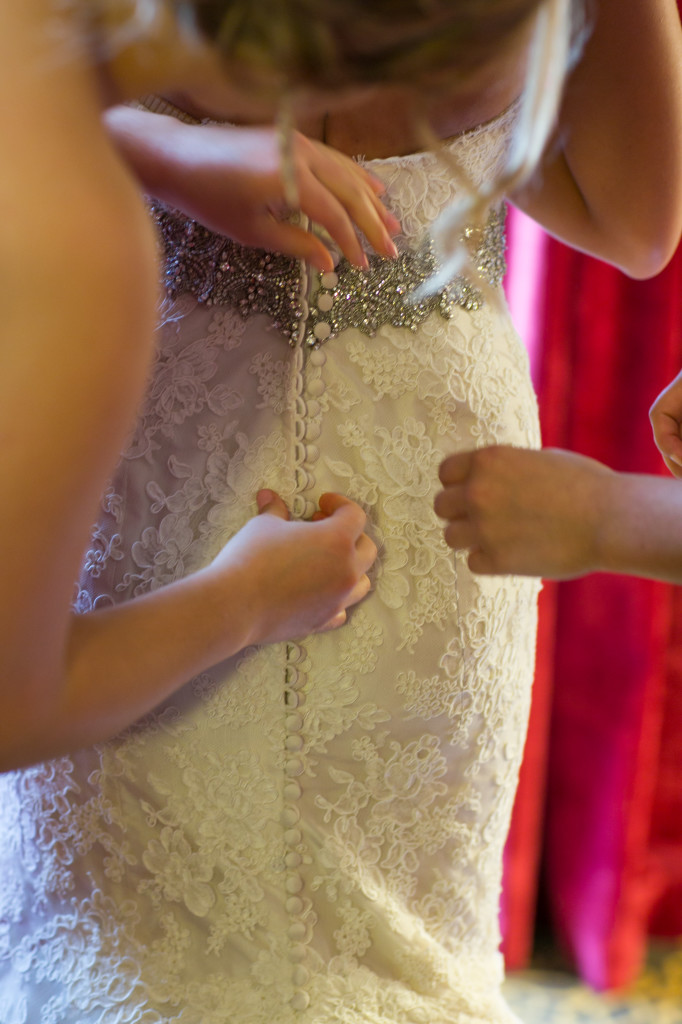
[613,205,682,280]
[0,665,70,773]
[618,236,680,280]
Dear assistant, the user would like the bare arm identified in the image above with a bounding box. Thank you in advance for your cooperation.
[0,0,162,762]
[513,0,682,278]
[650,367,682,476]
[436,445,682,583]
[0,2,377,771]
[17,492,374,772]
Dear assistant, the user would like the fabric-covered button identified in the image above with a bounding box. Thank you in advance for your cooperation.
[308,348,326,367]
[281,807,300,827]
[285,734,303,753]
[288,943,307,963]
[285,896,304,915]
[288,921,306,941]
[285,758,303,777]
[283,828,301,845]
[285,875,303,895]
[320,272,338,289]
[304,421,321,441]
[292,965,310,986]
[290,991,310,1011]
[283,780,301,801]
[317,292,334,312]
[286,667,300,688]
[307,378,325,397]
[313,322,331,341]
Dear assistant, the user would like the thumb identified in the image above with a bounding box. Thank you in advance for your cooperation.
[256,489,290,520]
[318,492,366,535]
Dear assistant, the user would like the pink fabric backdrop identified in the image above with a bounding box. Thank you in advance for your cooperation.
[501,209,682,989]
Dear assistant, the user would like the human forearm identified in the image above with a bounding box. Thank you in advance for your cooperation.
[49,568,252,764]
[103,104,188,202]
[514,0,682,277]
[596,472,682,583]
[1,493,376,771]
[436,445,682,583]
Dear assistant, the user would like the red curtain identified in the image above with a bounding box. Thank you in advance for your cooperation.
[501,218,682,989]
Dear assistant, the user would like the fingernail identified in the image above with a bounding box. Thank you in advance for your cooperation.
[386,239,399,258]
[314,254,334,273]
[257,489,273,511]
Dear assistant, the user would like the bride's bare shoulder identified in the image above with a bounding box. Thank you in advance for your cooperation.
[323,57,527,159]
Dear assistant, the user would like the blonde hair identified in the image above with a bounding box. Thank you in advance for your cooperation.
[182,0,583,295]
[98,0,582,295]
[187,0,545,88]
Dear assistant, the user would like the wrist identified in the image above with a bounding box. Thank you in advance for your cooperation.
[593,470,665,579]
[194,559,262,658]
[585,466,624,575]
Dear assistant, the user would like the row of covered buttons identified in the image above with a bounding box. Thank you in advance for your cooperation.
[307,271,339,346]
[293,342,327,520]
[283,644,310,1011]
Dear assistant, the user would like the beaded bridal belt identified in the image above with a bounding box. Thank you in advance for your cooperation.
[149,202,507,348]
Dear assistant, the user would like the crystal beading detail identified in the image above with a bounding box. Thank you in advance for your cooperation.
[149,202,507,349]
[149,202,306,345]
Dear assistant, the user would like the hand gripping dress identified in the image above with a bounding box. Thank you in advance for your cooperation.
[0,103,540,1024]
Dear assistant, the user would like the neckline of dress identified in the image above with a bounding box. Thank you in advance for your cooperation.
[363,97,521,166]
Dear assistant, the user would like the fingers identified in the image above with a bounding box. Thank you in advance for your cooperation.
[318,493,377,570]
[252,219,335,273]
[312,572,372,634]
[442,519,478,551]
[300,142,401,263]
[359,167,387,197]
[318,491,366,531]
[433,484,467,521]
[256,489,290,520]
[466,548,497,575]
[305,168,399,264]
[355,533,378,574]
[344,573,372,607]
[316,609,348,633]
[438,451,473,485]
[650,412,682,477]
[298,171,369,269]
[663,453,682,478]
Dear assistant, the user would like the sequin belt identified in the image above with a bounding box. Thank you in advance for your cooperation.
[150,202,507,348]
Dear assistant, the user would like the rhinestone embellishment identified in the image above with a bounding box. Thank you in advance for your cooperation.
[149,202,507,348]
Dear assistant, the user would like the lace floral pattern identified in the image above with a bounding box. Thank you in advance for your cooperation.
[0,103,538,1024]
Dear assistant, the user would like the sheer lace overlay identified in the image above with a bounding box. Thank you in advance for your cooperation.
[0,104,539,1024]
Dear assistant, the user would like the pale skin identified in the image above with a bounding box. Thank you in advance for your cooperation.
[435,367,682,584]
[0,0,383,771]
[104,108,401,272]
[104,1,682,597]
[108,0,682,280]
[433,0,682,580]
[6,0,682,770]
[435,444,682,584]
[650,367,682,477]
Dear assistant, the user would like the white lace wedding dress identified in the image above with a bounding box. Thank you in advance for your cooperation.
[0,104,540,1024]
